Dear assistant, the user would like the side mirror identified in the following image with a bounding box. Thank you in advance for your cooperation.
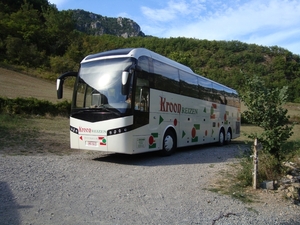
[56,78,64,99]
[121,71,130,95]
[57,72,77,99]
[122,71,129,85]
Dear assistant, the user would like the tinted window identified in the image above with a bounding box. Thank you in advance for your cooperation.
[198,77,212,101]
[153,59,179,94]
[179,71,198,98]
[212,83,224,104]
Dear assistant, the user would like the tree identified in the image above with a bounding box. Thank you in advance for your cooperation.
[0,0,50,13]
[240,74,294,161]
[42,7,76,55]
[8,2,43,44]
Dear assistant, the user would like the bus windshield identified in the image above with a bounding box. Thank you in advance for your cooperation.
[73,57,134,114]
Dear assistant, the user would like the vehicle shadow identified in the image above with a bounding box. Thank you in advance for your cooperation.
[93,141,250,166]
[0,182,21,225]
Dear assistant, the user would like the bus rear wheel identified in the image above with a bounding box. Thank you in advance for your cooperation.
[218,129,225,146]
[160,130,176,156]
[225,130,232,144]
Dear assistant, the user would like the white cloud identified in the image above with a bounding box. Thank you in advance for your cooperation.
[141,6,176,22]
[141,0,206,22]
[117,12,131,19]
[48,0,69,7]
[141,0,300,53]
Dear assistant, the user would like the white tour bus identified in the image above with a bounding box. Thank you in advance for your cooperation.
[57,48,240,155]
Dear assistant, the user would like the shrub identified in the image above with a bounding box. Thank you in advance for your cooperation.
[0,97,71,117]
[239,74,294,161]
[238,74,295,186]
[236,150,284,187]
[257,151,282,182]
[236,153,253,187]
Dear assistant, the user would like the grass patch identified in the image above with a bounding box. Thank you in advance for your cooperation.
[245,207,259,215]
[0,114,40,150]
[207,161,257,204]
[207,179,255,204]
[283,103,300,124]
[0,113,72,155]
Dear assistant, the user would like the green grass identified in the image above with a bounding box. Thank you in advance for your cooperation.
[0,114,40,151]
[246,207,259,215]
[0,114,73,156]
[285,102,300,121]
[206,172,256,204]
[0,67,73,103]
[206,186,254,203]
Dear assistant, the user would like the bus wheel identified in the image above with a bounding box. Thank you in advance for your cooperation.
[160,130,176,156]
[225,130,231,144]
[218,130,225,146]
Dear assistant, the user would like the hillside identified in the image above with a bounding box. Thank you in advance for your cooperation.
[1,0,300,102]
[0,68,72,103]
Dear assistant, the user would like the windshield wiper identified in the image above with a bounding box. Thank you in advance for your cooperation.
[98,104,121,116]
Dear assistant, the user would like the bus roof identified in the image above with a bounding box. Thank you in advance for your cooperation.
[82,48,194,74]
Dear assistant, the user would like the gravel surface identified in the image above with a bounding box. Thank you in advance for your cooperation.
[0,144,299,225]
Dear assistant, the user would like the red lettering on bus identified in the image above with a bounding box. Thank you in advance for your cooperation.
[160,97,166,111]
[159,97,181,114]
[79,127,92,133]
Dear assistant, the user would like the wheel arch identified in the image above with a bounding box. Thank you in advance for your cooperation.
[159,125,177,156]
[227,126,232,136]
[219,126,226,136]
[161,125,177,147]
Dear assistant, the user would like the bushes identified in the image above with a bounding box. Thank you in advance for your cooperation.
[0,97,70,117]
[237,149,284,187]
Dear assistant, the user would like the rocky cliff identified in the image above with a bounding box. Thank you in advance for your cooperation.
[72,9,145,38]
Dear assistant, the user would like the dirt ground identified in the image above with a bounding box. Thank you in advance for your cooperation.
[1,142,299,225]
[0,67,73,102]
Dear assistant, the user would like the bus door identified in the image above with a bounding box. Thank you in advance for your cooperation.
[132,77,152,152]
[133,78,150,127]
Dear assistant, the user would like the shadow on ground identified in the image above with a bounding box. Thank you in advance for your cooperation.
[93,141,248,167]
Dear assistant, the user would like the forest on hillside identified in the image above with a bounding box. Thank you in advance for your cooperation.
[1,0,300,102]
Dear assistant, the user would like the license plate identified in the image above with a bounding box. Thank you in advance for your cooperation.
[86,141,97,147]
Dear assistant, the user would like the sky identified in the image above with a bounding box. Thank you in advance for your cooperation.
[49,0,300,55]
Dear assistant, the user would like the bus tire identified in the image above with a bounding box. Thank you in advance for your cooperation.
[218,129,225,146]
[160,130,176,156]
[225,129,232,144]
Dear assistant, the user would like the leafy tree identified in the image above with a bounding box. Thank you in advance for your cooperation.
[5,35,45,67]
[8,2,43,44]
[0,0,50,13]
[49,55,77,74]
[5,36,22,63]
[240,74,294,161]
[168,51,192,66]
[42,6,76,55]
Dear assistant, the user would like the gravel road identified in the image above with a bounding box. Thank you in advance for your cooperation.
[0,144,299,225]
